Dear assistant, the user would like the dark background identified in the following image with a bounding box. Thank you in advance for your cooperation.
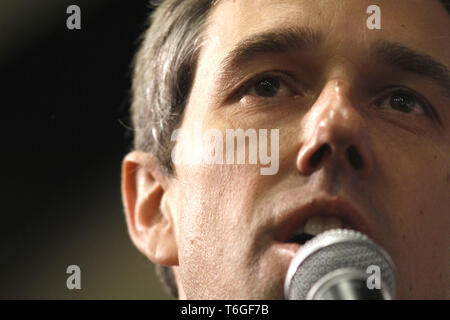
[1,0,171,299]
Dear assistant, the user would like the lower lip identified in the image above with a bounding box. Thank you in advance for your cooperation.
[272,241,302,263]
[278,241,302,252]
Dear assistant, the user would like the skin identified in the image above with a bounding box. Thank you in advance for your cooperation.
[122,0,450,299]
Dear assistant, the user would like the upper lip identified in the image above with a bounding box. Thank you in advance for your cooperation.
[275,196,373,243]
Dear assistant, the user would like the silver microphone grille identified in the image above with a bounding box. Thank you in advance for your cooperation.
[284,229,396,300]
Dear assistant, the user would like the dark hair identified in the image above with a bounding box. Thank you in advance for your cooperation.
[130,0,450,299]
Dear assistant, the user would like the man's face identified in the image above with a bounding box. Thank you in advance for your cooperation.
[160,0,449,299]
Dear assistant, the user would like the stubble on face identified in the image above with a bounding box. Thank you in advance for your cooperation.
[169,0,450,299]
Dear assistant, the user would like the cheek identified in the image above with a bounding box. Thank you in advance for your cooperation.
[381,150,448,231]
[375,148,450,292]
[370,128,449,218]
[172,163,268,298]
[174,164,260,257]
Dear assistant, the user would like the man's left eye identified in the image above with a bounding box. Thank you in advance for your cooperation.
[378,91,426,115]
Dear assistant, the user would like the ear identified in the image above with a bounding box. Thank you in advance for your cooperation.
[121,150,178,266]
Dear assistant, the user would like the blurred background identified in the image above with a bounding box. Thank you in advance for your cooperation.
[1,0,172,299]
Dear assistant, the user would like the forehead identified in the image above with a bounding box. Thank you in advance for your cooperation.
[198,0,449,74]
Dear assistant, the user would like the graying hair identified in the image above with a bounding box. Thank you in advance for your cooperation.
[131,0,219,299]
[132,0,219,175]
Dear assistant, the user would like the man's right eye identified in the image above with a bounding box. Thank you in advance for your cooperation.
[243,74,296,100]
[252,77,281,97]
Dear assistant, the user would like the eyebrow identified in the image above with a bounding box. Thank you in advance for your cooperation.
[220,27,321,69]
[371,40,450,96]
[215,27,321,90]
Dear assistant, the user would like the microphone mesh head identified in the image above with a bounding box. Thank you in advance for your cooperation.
[285,229,396,300]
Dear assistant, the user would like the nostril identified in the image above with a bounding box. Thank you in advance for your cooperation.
[347,145,363,170]
[309,144,331,169]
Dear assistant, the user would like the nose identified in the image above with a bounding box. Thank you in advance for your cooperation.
[296,81,373,178]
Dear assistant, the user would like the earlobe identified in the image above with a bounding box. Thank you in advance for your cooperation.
[121,151,178,266]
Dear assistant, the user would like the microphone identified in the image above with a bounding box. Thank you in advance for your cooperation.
[284,229,396,300]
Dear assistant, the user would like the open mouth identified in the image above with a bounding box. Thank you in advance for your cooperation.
[275,197,373,252]
[285,216,350,245]
[287,233,315,245]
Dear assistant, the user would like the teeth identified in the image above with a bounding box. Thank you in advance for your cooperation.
[303,216,344,236]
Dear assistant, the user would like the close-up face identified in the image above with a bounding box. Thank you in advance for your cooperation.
[124,0,450,299]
